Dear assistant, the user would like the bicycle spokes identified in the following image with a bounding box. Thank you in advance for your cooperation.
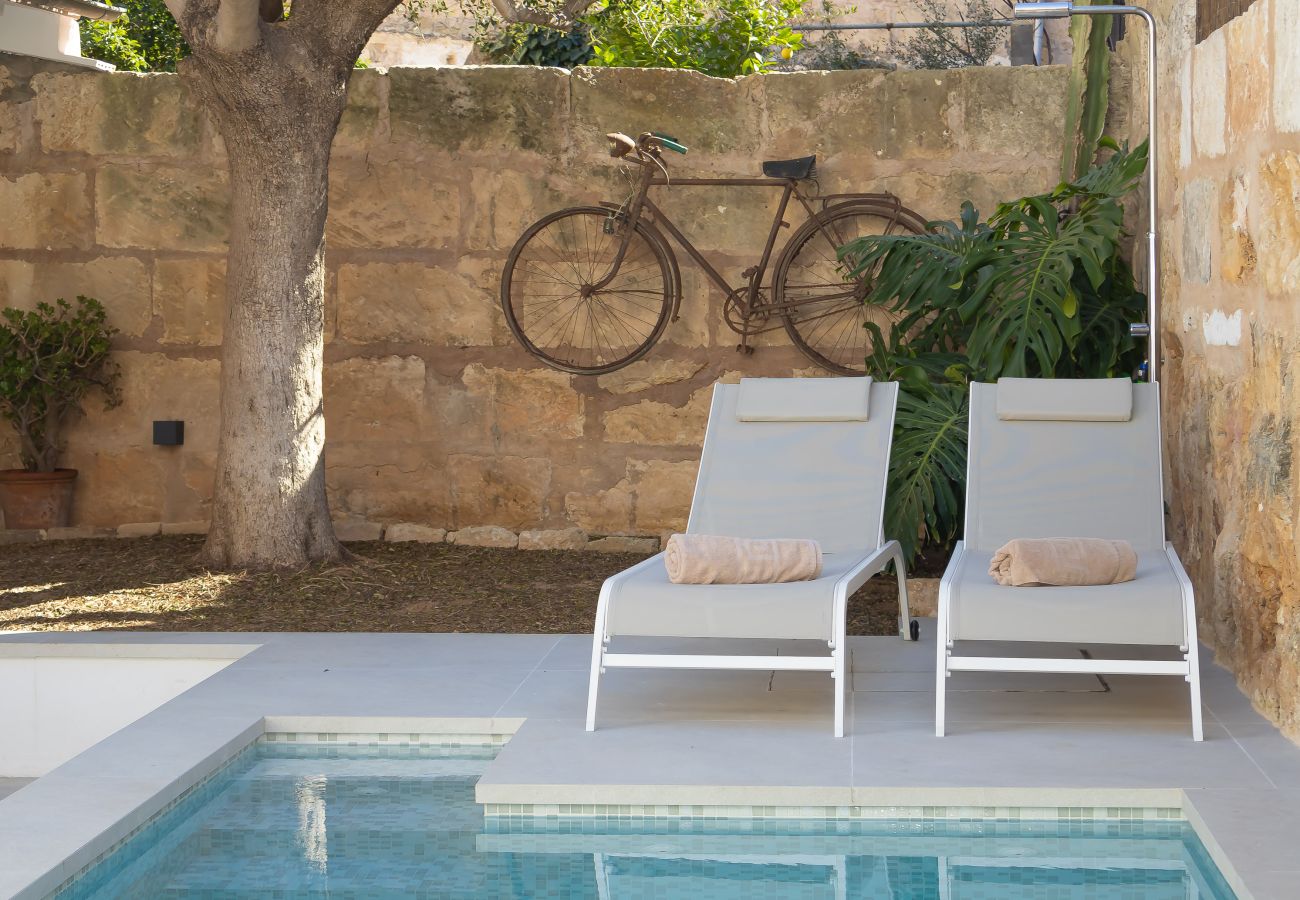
[502,208,674,375]
[777,203,925,376]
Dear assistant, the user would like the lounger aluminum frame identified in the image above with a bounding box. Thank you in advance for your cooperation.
[936,380,1203,740]
[586,378,914,738]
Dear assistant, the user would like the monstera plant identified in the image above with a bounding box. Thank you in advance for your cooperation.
[0,297,121,529]
[840,139,1149,562]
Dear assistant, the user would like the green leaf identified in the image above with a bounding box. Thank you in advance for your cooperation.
[886,384,969,564]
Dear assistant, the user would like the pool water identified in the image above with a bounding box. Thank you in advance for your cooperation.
[58,742,1238,899]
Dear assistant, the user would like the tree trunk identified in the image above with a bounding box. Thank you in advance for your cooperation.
[160,1,404,570]
[186,49,349,570]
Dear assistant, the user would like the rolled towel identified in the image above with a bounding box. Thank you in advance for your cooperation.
[664,533,823,585]
[989,537,1138,587]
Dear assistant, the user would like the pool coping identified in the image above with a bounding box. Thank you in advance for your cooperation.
[0,630,1295,900]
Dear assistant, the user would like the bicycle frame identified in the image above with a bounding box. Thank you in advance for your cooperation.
[597,158,908,331]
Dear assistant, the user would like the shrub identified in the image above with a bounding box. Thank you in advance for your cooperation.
[0,298,121,473]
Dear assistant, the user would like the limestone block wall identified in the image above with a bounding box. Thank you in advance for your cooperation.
[1115,0,1300,738]
[0,54,1066,539]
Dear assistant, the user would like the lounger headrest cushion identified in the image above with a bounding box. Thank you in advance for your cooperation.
[735,377,871,422]
[996,377,1133,422]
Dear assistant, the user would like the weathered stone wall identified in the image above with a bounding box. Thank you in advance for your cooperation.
[0,54,1066,542]
[1116,0,1300,739]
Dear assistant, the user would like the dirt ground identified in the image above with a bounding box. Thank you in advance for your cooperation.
[0,537,945,635]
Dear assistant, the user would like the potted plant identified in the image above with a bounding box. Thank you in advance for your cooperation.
[0,296,121,529]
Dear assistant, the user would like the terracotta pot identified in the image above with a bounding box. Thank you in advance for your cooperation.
[0,469,78,530]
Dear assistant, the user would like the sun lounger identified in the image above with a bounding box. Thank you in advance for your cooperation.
[936,378,1203,740]
[586,377,914,737]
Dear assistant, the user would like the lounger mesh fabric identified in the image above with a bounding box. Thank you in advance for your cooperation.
[688,381,893,554]
[604,380,897,641]
[954,381,1180,645]
[967,381,1164,552]
[606,552,872,640]
[948,549,1185,644]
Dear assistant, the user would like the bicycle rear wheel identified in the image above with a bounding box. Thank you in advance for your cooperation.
[501,207,675,375]
[774,201,927,376]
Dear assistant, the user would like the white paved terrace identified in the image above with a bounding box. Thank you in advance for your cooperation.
[0,624,1296,899]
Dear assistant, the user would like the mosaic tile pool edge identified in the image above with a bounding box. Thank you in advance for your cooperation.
[482,802,1187,822]
[261,731,512,747]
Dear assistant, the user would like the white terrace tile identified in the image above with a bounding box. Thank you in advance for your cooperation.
[849,720,1272,791]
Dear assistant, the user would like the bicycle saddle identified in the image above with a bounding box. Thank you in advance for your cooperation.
[762,155,816,180]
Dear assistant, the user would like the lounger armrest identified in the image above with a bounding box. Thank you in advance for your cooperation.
[835,541,904,598]
[595,552,665,638]
[1165,542,1197,644]
[600,552,666,594]
[937,540,966,637]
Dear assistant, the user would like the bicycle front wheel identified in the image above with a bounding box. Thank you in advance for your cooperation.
[501,207,675,375]
[774,201,927,376]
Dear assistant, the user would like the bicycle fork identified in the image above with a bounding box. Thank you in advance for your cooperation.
[589,162,658,293]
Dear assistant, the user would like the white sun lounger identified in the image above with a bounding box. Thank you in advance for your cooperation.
[586,377,914,738]
[936,378,1203,740]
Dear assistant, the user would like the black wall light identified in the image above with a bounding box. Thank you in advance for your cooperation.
[153,421,185,446]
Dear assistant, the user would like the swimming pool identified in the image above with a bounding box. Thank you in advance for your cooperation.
[56,740,1238,899]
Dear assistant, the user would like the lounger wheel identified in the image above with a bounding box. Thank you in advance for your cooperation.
[910,619,920,642]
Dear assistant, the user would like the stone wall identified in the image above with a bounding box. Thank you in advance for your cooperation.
[0,54,1066,542]
[1116,0,1300,739]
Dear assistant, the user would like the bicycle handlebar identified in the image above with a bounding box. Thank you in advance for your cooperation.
[652,132,689,154]
[605,131,689,159]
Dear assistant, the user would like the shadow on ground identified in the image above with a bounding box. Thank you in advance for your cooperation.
[0,537,946,635]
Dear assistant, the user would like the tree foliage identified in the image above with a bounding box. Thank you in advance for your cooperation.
[81,0,189,72]
[840,140,1149,561]
[583,0,805,77]
[478,21,594,66]
[0,298,121,473]
[902,0,1003,70]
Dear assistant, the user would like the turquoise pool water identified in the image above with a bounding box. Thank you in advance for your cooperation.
[58,742,1238,899]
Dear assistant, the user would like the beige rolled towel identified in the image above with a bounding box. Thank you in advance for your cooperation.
[664,534,823,585]
[989,537,1138,587]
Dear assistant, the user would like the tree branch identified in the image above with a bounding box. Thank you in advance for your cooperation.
[290,0,407,61]
[163,0,262,54]
[215,0,264,51]
[490,0,600,29]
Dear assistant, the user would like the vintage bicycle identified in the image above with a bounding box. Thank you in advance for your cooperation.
[500,130,928,376]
